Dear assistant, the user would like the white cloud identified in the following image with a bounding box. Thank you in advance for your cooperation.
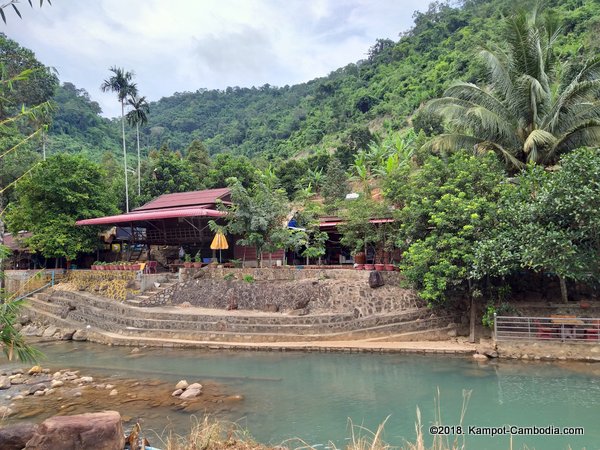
[3,0,430,118]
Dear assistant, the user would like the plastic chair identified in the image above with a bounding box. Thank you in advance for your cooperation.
[144,261,158,274]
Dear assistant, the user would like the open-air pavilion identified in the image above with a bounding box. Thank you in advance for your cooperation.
[76,188,232,267]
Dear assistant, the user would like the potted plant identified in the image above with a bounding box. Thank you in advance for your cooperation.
[193,252,202,268]
[183,254,193,268]
[92,261,100,271]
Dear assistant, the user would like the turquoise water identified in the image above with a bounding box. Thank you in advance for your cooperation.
[4,342,600,450]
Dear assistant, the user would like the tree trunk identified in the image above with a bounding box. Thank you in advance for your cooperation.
[559,276,568,303]
[136,122,141,197]
[469,296,476,344]
[121,101,129,213]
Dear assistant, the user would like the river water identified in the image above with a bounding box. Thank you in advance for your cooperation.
[2,341,599,449]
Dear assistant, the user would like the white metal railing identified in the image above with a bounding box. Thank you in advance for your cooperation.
[494,314,600,343]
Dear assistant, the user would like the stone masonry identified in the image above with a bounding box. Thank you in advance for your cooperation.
[141,268,423,316]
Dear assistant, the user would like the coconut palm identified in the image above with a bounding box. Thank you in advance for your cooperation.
[425,7,600,170]
[101,67,138,212]
[126,94,149,196]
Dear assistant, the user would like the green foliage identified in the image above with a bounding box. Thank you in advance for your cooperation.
[5,153,118,261]
[224,178,288,267]
[140,144,196,202]
[321,157,349,206]
[242,274,255,283]
[0,298,42,362]
[425,5,600,169]
[473,147,600,299]
[0,33,58,119]
[223,272,235,281]
[390,151,505,304]
[338,196,390,256]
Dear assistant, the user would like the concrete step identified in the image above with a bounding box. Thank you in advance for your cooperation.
[24,300,452,343]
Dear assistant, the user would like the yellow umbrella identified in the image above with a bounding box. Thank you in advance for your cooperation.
[210,231,228,262]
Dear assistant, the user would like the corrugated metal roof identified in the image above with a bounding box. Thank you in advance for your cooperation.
[76,207,225,226]
[134,188,231,211]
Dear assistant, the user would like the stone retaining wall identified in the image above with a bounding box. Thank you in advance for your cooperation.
[143,268,422,316]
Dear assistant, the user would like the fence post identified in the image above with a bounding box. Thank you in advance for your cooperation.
[493,312,497,341]
[51,271,55,287]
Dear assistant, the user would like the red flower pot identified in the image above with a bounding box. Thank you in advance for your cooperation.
[355,264,364,270]
[183,262,193,268]
[374,264,385,271]
[385,264,395,271]
[364,264,375,271]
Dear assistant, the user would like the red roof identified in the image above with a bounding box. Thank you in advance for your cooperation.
[134,188,230,211]
[76,206,225,226]
[76,188,231,226]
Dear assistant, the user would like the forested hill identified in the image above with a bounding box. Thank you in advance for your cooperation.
[48,0,600,160]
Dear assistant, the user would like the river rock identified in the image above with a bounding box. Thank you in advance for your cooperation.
[42,326,58,338]
[50,380,63,389]
[472,353,488,361]
[25,411,125,450]
[11,369,23,375]
[0,405,14,417]
[78,376,93,383]
[59,330,76,340]
[72,330,88,341]
[179,388,201,400]
[171,389,183,397]
[10,375,25,385]
[28,366,42,375]
[109,389,118,396]
[0,422,38,450]
[0,376,12,389]
[175,380,188,390]
[187,383,203,391]
[28,383,49,395]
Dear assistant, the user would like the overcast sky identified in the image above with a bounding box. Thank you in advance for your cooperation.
[3,0,431,118]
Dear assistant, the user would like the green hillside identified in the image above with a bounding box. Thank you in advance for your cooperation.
[118,0,600,160]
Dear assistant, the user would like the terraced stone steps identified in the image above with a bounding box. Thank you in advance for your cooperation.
[23,288,455,345]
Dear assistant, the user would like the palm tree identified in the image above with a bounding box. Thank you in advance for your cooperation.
[126,94,149,197]
[425,7,600,170]
[101,67,138,212]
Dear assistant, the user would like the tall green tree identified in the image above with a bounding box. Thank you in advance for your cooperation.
[5,153,118,266]
[100,66,137,212]
[390,151,505,304]
[425,7,600,169]
[126,94,149,196]
[224,178,288,267]
[185,139,211,188]
[473,148,600,303]
[140,145,195,202]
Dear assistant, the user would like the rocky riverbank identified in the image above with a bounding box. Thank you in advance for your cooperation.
[0,364,243,437]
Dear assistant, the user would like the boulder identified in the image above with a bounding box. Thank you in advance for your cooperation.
[25,411,125,450]
[50,380,64,389]
[0,422,38,450]
[59,330,76,341]
[72,330,88,341]
[187,383,203,391]
[175,380,188,390]
[179,388,201,400]
[472,353,488,361]
[0,376,12,390]
[42,326,58,338]
[171,389,183,397]
[368,271,385,288]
